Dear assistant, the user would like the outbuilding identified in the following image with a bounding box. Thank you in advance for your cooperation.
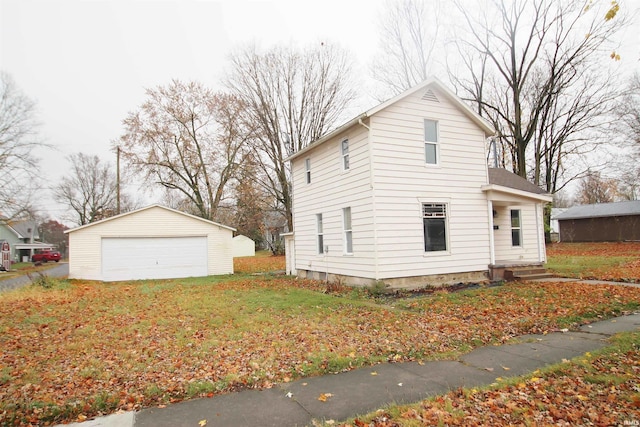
[65,205,235,281]
[232,235,256,257]
[555,200,640,242]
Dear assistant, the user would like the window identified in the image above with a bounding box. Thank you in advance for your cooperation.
[511,209,522,247]
[341,139,350,170]
[343,207,353,254]
[424,119,438,165]
[305,158,311,184]
[316,213,324,254]
[423,203,447,252]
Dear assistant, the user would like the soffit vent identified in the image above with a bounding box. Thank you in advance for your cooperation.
[421,89,439,103]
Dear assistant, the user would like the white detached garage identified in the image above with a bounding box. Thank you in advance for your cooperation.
[65,205,235,281]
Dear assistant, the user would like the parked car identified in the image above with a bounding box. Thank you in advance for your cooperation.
[31,250,61,263]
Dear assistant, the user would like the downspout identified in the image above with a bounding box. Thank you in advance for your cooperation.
[487,201,495,266]
[359,117,379,280]
[536,203,545,263]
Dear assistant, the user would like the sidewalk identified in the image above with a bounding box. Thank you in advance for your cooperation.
[62,311,640,427]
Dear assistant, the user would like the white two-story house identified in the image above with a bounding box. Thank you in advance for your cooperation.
[284,78,552,288]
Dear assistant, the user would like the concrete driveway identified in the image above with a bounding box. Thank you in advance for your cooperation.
[0,262,69,292]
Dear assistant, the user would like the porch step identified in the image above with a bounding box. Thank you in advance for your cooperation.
[504,267,555,281]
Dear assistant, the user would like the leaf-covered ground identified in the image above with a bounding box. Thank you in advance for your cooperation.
[546,241,640,282]
[1,248,640,425]
[342,332,640,427]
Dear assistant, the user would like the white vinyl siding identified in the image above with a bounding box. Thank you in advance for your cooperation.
[290,125,376,278]
[369,86,492,278]
[343,207,353,254]
[493,204,542,263]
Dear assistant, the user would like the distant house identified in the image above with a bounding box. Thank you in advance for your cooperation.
[0,220,54,262]
[285,78,552,287]
[262,210,288,254]
[233,235,256,257]
[66,205,235,281]
[555,201,640,242]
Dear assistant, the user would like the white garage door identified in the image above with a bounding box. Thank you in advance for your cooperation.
[101,236,208,281]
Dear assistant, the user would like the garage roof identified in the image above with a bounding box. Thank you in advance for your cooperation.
[554,200,640,220]
[65,204,236,234]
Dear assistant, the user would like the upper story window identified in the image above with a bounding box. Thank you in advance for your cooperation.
[424,119,439,165]
[305,158,311,184]
[343,207,353,254]
[423,203,447,252]
[341,139,350,171]
[511,209,522,247]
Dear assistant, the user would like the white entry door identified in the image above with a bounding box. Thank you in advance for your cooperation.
[101,236,207,281]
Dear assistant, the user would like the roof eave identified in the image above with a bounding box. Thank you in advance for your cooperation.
[65,204,236,234]
[482,184,552,203]
[285,114,367,162]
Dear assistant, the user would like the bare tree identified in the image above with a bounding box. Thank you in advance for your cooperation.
[117,80,251,221]
[225,43,358,229]
[0,72,43,219]
[54,153,119,225]
[618,72,640,146]
[370,0,442,98]
[451,0,625,182]
[575,170,617,205]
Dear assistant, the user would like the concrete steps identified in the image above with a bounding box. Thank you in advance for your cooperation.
[504,267,555,281]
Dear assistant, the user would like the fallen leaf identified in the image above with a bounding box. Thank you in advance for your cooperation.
[199,420,207,427]
[318,393,333,402]
[370,371,378,376]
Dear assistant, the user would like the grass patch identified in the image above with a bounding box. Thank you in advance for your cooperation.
[545,255,631,278]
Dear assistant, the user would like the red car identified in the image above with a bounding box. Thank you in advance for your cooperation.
[31,250,61,263]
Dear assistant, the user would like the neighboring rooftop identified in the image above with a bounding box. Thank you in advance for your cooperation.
[554,200,640,220]
[488,168,548,195]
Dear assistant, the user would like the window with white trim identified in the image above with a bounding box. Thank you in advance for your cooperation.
[305,158,311,184]
[511,209,522,247]
[424,119,438,165]
[316,213,324,254]
[343,207,353,254]
[341,139,350,170]
[423,203,447,252]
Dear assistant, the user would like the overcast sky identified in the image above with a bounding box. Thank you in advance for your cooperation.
[1,0,386,221]
[1,0,639,222]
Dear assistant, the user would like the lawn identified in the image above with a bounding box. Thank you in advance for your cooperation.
[546,241,640,282]
[1,249,640,425]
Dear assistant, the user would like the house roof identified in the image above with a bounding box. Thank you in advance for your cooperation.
[0,220,39,239]
[488,168,547,195]
[554,200,640,220]
[65,204,236,234]
[286,77,495,162]
[482,168,552,203]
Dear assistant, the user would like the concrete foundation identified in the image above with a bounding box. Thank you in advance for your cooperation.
[296,269,489,290]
